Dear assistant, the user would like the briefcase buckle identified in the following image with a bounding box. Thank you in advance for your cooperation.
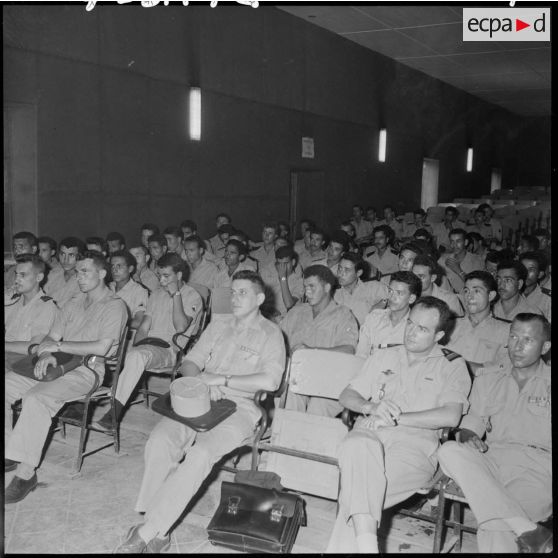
[270,505,285,522]
[227,496,241,515]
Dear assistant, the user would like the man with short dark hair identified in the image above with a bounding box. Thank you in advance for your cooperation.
[493,261,541,322]
[298,227,328,270]
[520,251,551,322]
[485,250,502,279]
[48,237,85,308]
[214,239,255,288]
[94,253,202,431]
[517,234,540,257]
[438,314,552,553]
[4,232,38,292]
[106,231,126,255]
[378,205,404,240]
[364,225,399,278]
[335,253,388,326]
[356,271,420,358]
[5,251,128,503]
[115,270,286,553]
[478,203,502,243]
[294,219,314,256]
[351,205,373,243]
[446,271,509,374]
[326,231,350,274]
[85,237,108,257]
[183,235,219,290]
[147,234,168,271]
[37,236,64,297]
[328,297,470,552]
[141,224,159,250]
[163,226,185,260]
[432,206,464,251]
[130,245,160,294]
[281,265,359,417]
[251,223,279,271]
[208,213,232,257]
[403,208,433,239]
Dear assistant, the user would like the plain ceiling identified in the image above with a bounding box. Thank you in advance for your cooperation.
[278,5,551,117]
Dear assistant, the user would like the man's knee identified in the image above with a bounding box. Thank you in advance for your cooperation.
[437,440,467,471]
[339,430,382,463]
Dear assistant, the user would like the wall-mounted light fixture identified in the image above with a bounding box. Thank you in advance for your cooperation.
[466,147,473,172]
[189,87,201,141]
[378,128,387,163]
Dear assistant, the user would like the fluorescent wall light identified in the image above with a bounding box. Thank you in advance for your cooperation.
[378,128,387,162]
[466,147,473,172]
[189,87,201,141]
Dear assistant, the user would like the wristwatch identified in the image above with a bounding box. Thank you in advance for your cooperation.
[280,277,287,282]
[224,375,232,387]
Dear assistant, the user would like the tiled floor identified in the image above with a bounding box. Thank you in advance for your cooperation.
[4,377,478,553]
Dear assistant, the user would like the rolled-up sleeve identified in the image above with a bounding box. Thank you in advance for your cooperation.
[438,357,472,413]
[334,309,359,348]
[257,326,286,389]
[184,320,220,370]
[459,376,489,436]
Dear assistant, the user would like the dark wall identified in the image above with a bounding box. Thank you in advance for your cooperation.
[3,4,550,243]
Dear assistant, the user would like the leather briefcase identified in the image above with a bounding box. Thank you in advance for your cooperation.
[207,480,306,553]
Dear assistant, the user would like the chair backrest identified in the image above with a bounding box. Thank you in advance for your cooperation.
[188,281,211,308]
[210,286,233,315]
[109,324,132,394]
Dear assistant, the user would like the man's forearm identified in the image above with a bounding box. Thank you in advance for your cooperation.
[397,403,463,430]
[279,279,296,311]
[339,387,369,413]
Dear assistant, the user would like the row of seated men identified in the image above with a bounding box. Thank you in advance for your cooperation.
[4,206,552,553]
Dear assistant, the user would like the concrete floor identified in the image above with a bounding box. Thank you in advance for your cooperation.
[4,376,478,554]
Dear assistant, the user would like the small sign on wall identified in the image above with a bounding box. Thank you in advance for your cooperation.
[302,137,315,159]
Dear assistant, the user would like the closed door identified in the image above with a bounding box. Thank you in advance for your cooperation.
[289,170,325,240]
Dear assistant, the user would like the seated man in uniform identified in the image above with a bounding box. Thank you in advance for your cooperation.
[214,239,255,288]
[140,223,159,250]
[335,253,388,327]
[446,271,509,375]
[211,224,235,267]
[328,296,471,552]
[298,227,328,270]
[85,236,108,258]
[163,226,186,261]
[114,271,286,553]
[48,237,85,308]
[478,203,503,245]
[147,234,168,271]
[183,235,219,290]
[106,231,126,255]
[109,250,149,328]
[130,245,160,294]
[325,231,350,274]
[493,260,542,322]
[94,253,202,431]
[519,251,551,322]
[251,223,279,271]
[466,207,488,237]
[432,206,464,253]
[37,236,64,296]
[4,231,39,293]
[412,254,464,317]
[351,204,373,244]
[403,208,433,240]
[5,250,128,503]
[293,218,314,256]
[516,234,540,258]
[356,271,421,358]
[438,314,552,553]
[364,225,399,278]
[260,246,304,321]
[207,212,232,257]
[378,205,404,241]
[438,228,484,294]
[281,265,359,417]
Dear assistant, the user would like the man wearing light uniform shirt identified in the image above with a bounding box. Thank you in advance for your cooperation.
[519,252,551,322]
[183,235,219,291]
[364,225,399,278]
[47,237,85,308]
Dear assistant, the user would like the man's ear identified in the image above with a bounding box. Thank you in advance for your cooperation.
[542,340,551,356]
[409,293,417,306]
[256,291,265,306]
[488,290,497,303]
[537,270,545,281]
[176,270,183,283]
[434,330,445,344]
[356,269,363,279]
[324,282,332,295]
[99,268,107,281]
[518,279,524,291]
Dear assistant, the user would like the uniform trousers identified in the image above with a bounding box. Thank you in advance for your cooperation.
[285,392,343,418]
[5,366,99,468]
[326,425,437,553]
[114,345,173,405]
[134,399,258,538]
[438,441,552,553]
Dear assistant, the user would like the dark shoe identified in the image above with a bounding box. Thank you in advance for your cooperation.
[145,534,171,553]
[5,459,18,473]
[113,524,148,553]
[92,411,113,434]
[5,473,38,504]
[516,524,553,553]
[61,402,85,421]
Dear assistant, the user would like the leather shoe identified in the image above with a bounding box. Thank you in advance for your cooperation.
[113,524,148,553]
[516,524,553,553]
[145,534,171,553]
[5,473,38,504]
[5,459,18,473]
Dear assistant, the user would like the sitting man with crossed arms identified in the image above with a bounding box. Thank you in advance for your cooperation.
[115,270,286,553]
[327,297,471,553]
[5,250,128,503]
[438,313,552,553]
[94,253,202,431]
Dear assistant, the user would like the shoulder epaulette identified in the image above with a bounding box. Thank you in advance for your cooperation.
[494,316,512,324]
[441,348,461,362]
[40,295,53,302]
[541,287,551,297]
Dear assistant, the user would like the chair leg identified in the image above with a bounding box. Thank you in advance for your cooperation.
[251,445,260,471]
[433,486,447,553]
[143,375,150,408]
[60,420,67,439]
[74,402,91,474]
[111,402,120,454]
[452,500,463,553]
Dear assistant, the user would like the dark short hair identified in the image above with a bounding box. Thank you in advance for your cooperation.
[513,313,551,342]
[520,250,548,273]
[352,204,364,212]
[390,270,422,298]
[180,219,197,232]
[365,206,377,214]
[414,228,433,241]
[533,228,550,240]
[520,234,540,251]
[413,208,426,217]
[412,254,438,275]
[130,245,149,257]
[141,223,159,235]
[216,212,231,222]
[497,260,528,283]
[262,222,278,234]
[106,231,125,245]
[373,224,394,245]
[163,226,184,240]
[399,241,424,257]
[449,228,467,240]
[183,234,205,251]
[110,250,137,274]
[340,252,366,276]
[477,203,493,213]
[218,224,236,236]
[86,236,107,251]
[466,232,485,245]
[464,270,498,293]
[226,239,247,257]
[300,218,315,228]
[232,270,265,295]
[309,226,326,239]
[78,250,109,274]
[445,206,459,216]
[303,264,337,290]
[38,236,57,251]
[275,245,297,262]
[15,253,46,275]
[60,236,85,253]
[156,253,187,278]
[340,220,356,232]
[383,205,395,213]
[13,231,38,248]
[413,296,453,338]
[148,234,167,248]
[328,231,350,253]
